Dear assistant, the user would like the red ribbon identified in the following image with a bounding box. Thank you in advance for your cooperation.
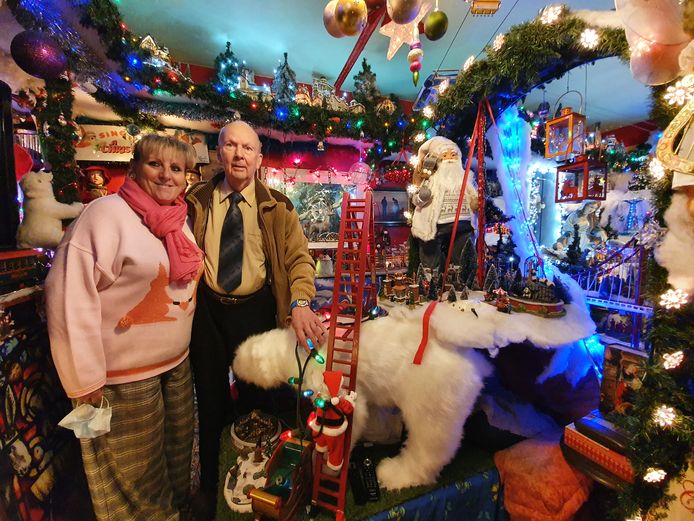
[412,301,438,365]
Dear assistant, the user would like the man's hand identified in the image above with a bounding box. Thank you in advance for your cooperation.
[77,387,104,406]
[291,306,328,352]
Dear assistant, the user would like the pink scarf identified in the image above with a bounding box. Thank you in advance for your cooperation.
[118,177,202,284]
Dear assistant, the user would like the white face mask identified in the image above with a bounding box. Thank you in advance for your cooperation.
[58,397,112,439]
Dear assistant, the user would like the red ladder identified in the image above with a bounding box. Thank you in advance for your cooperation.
[311,191,376,521]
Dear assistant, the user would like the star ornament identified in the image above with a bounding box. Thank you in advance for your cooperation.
[379,2,432,60]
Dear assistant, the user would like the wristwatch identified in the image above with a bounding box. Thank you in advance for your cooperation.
[290,299,310,310]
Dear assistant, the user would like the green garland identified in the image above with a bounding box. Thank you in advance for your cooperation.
[437,10,629,136]
[608,172,694,520]
[34,79,80,203]
[71,0,426,147]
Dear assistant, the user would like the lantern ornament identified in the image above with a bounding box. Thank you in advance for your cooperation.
[555,156,607,203]
[545,107,586,159]
[466,0,501,15]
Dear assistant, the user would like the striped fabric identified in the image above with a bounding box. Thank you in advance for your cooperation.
[80,358,194,521]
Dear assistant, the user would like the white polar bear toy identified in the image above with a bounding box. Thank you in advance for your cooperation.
[16,171,84,249]
[233,323,492,490]
[233,276,595,490]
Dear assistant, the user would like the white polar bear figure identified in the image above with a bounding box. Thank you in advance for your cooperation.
[16,171,84,249]
[233,324,492,490]
[233,276,595,490]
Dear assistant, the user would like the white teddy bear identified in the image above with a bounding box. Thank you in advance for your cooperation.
[16,171,84,249]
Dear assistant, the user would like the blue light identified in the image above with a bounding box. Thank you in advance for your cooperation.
[377,147,383,154]
[346,121,352,129]
[397,119,406,128]
[302,389,314,398]
[215,84,225,93]
[582,334,605,379]
[274,106,288,121]
[127,54,142,68]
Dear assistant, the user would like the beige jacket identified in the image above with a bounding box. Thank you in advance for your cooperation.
[187,173,315,326]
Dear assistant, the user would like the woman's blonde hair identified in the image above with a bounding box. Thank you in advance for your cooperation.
[132,134,197,170]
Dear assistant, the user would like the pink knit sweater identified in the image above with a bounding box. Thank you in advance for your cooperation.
[46,195,200,398]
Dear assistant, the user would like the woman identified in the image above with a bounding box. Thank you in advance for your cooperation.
[46,135,202,520]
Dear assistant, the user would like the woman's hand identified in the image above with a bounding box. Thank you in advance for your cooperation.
[77,388,104,406]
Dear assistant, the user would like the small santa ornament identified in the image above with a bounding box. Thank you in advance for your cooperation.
[307,370,356,472]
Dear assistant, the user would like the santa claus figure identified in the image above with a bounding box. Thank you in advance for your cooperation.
[307,371,356,472]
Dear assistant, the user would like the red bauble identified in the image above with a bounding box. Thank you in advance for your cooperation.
[409,61,422,72]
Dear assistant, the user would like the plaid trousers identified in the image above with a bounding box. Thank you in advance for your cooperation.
[79,358,194,521]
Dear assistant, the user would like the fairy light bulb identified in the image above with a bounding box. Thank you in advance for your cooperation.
[406,183,418,194]
[437,79,449,94]
[659,288,689,309]
[653,405,676,427]
[540,4,563,24]
[422,105,434,119]
[663,74,694,106]
[492,33,505,52]
[643,468,667,483]
[409,155,419,168]
[662,351,684,370]
[580,28,599,49]
[414,132,426,143]
[463,55,475,73]
[648,157,665,180]
[403,210,412,220]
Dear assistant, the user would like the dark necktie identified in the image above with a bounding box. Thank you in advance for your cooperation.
[217,192,244,293]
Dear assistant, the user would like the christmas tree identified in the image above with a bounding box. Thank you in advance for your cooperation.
[215,42,241,91]
[483,264,498,293]
[447,287,457,303]
[272,52,297,106]
[352,58,380,107]
[458,238,477,289]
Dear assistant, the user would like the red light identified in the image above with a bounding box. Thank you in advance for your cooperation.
[279,429,293,441]
[153,77,162,85]
[250,102,258,110]
[119,22,127,31]
[292,157,302,166]
[323,312,331,321]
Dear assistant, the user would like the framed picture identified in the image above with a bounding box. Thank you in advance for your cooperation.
[374,189,409,224]
[288,183,355,241]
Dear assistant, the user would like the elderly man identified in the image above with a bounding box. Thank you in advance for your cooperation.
[187,121,326,517]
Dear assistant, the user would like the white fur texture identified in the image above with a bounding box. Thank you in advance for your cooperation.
[16,171,84,249]
[234,326,491,490]
[233,283,594,490]
[656,193,694,291]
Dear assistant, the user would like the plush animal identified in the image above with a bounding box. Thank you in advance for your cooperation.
[16,171,84,249]
[233,276,595,490]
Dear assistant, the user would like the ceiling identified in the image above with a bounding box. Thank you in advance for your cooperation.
[114,0,652,129]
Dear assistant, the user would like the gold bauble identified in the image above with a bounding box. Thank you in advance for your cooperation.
[323,0,345,38]
[387,0,423,25]
[335,0,368,37]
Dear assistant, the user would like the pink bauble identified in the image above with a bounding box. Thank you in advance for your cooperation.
[409,60,422,72]
[324,0,345,38]
[616,0,689,46]
[627,28,688,85]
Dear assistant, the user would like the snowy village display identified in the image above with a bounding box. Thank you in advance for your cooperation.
[224,440,270,513]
